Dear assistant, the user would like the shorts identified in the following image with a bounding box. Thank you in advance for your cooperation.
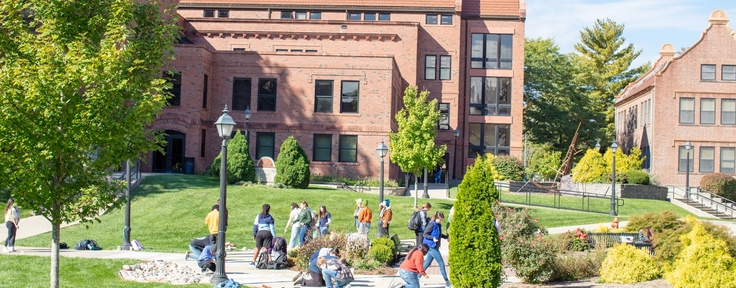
[255,230,273,249]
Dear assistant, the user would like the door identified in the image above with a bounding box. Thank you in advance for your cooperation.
[153,130,186,173]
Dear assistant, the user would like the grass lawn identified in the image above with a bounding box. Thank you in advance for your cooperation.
[0,254,211,288]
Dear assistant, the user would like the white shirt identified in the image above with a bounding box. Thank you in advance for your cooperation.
[286,208,301,229]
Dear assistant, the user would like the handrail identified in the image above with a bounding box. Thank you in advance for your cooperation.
[667,185,735,220]
[497,182,617,214]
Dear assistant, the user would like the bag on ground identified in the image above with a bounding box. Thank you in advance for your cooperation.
[75,239,91,250]
[87,240,102,250]
[216,278,241,288]
[131,239,144,251]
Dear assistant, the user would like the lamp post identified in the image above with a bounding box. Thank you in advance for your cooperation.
[453,129,460,179]
[211,105,236,285]
[376,140,388,204]
[685,140,692,200]
[610,142,618,216]
[595,140,601,150]
[121,160,132,250]
[244,106,251,142]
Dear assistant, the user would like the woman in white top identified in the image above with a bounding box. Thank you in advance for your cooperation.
[284,202,301,250]
[4,198,20,253]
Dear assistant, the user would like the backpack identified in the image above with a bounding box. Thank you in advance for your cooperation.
[272,237,287,254]
[255,251,269,269]
[216,279,241,288]
[308,208,318,227]
[408,211,423,231]
[266,251,288,269]
[131,239,144,251]
[59,242,68,249]
[87,240,102,250]
[75,239,91,250]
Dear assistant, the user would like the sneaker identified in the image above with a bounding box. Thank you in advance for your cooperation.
[2,247,7,253]
[185,251,190,260]
[292,271,303,283]
[249,262,255,266]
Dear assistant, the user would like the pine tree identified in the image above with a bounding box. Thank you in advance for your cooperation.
[274,135,311,188]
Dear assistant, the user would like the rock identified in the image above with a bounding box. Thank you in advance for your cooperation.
[118,260,208,284]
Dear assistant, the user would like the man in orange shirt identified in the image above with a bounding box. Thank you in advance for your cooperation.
[397,243,429,288]
[357,200,372,235]
[204,205,219,252]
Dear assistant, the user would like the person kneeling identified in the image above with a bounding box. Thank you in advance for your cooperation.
[319,256,353,288]
[296,248,340,286]
[197,245,217,273]
[398,244,429,288]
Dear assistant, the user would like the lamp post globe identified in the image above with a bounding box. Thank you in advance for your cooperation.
[376,140,388,204]
[685,140,692,199]
[211,105,236,285]
[610,142,618,216]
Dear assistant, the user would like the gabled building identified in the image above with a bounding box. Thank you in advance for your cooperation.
[614,9,736,187]
[145,0,526,181]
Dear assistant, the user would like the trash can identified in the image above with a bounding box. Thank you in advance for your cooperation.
[184,157,194,174]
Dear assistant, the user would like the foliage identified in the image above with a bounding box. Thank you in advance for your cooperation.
[273,136,311,189]
[572,147,645,183]
[389,85,446,207]
[311,175,399,187]
[505,235,558,284]
[349,258,382,271]
[665,222,736,287]
[345,233,371,259]
[655,217,736,267]
[492,156,524,181]
[291,233,348,270]
[700,173,736,200]
[449,154,503,288]
[550,247,606,282]
[626,170,650,185]
[625,210,681,234]
[556,228,589,252]
[599,243,660,284]
[526,144,562,181]
[368,237,396,265]
[0,1,179,287]
[210,131,255,184]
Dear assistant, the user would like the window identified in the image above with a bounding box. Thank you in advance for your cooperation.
[378,13,391,21]
[438,103,450,130]
[701,64,716,80]
[164,72,181,106]
[364,12,376,21]
[313,134,332,162]
[202,74,208,109]
[290,49,303,52]
[723,65,736,81]
[426,14,438,24]
[468,124,510,158]
[310,12,322,20]
[471,34,513,69]
[232,78,251,110]
[233,48,245,51]
[340,81,359,113]
[627,106,638,131]
[439,55,451,80]
[348,12,361,21]
[701,98,715,124]
[314,80,333,113]
[338,135,358,162]
[203,10,215,17]
[424,55,437,80]
[305,49,318,53]
[678,146,694,172]
[700,147,715,173]
[257,79,277,111]
[440,15,452,25]
[281,11,293,19]
[200,129,206,158]
[721,147,735,173]
[256,133,275,159]
[295,11,307,20]
[218,10,229,18]
[723,99,736,124]
[275,49,288,52]
[679,97,694,124]
[469,77,511,116]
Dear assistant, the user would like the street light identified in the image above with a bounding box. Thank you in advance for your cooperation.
[610,142,618,216]
[244,105,251,142]
[595,140,601,150]
[453,129,460,179]
[685,140,692,199]
[211,104,236,285]
[121,160,132,251]
[376,140,388,204]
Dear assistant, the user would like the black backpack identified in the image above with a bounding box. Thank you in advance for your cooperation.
[75,239,91,250]
[408,211,422,231]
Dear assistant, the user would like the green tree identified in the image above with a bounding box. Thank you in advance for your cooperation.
[527,144,562,181]
[389,85,446,207]
[211,131,255,184]
[0,1,178,287]
[492,155,524,181]
[572,147,644,183]
[274,135,311,188]
[450,154,503,287]
[573,19,650,143]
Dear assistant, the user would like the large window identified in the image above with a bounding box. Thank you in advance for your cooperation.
[202,74,208,109]
[701,64,716,80]
[679,97,694,124]
[723,65,736,81]
[470,34,513,69]
[469,77,511,116]
[678,146,694,172]
[340,81,359,113]
[256,132,275,159]
[232,78,251,110]
[338,135,358,162]
[438,103,450,130]
[701,98,715,124]
[424,55,437,80]
[313,134,332,162]
[723,99,736,124]
[700,147,715,173]
[425,14,451,25]
[378,13,391,21]
[468,124,509,158]
[164,72,181,106]
[258,78,277,111]
[721,147,735,173]
[314,80,333,113]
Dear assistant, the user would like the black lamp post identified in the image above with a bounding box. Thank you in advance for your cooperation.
[211,105,236,285]
[685,140,692,199]
[610,142,618,216]
[121,160,132,250]
[244,105,251,142]
[377,140,388,204]
[453,129,460,179]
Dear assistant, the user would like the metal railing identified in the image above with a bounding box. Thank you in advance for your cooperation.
[497,182,622,214]
[667,185,736,220]
[117,160,142,181]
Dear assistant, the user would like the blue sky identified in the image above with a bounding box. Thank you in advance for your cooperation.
[526,0,736,68]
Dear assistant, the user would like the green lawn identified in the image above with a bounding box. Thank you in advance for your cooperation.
[0,254,211,288]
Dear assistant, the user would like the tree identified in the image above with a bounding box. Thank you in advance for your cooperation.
[388,85,446,207]
[527,144,562,181]
[449,154,503,287]
[274,135,311,188]
[571,147,645,183]
[211,131,255,184]
[573,19,650,143]
[0,1,178,287]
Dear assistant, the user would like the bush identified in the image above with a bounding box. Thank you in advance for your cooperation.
[665,222,736,287]
[700,173,736,200]
[527,144,561,181]
[556,228,589,252]
[625,210,681,234]
[571,149,608,183]
[345,233,371,259]
[626,170,650,185]
[599,243,660,284]
[368,237,395,265]
[274,136,311,188]
[550,247,606,282]
[655,217,736,267]
[210,131,255,184]
[449,154,503,288]
[492,155,524,181]
[492,203,553,284]
[291,233,348,270]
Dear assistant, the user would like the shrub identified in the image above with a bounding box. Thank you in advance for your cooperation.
[625,210,682,234]
[556,228,589,252]
[665,222,736,287]
[506,235,558,284]
[655,217,736,267]
[626,170,650,185]
[274,136,311,188]
[571,149,608,183]
[700,173,736,200]
[368,238,395,265]
[492,155,524,181]
[492,204,547,241]
[345,233,371,259]
[550,247,606,282]
[210,131,255,184]
[599,243,660,284]
[291,233,348,270]
[449,154,503,288]
[527,144,561,181]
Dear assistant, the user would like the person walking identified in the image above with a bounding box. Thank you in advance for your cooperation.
[296,201,313,247]
[378,200,392,237]
[415,203,431,247]
[284,202,301,250]
[251,204,277,265]
[318,205,331,237]
[204,204,220,251]
[4,198,20,253]
[422,211,450,287]
[358,200,372,235]
[398,243,429,288]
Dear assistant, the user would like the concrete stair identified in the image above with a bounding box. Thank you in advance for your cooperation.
[675,198,735,220]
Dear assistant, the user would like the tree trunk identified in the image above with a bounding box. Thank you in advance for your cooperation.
[51,221,60,288]
[413,173,419,208]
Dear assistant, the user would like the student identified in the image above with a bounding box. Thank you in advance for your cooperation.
[251,204,277,265]
[284,202,301,250]
[415,203,431,247]
[398,244,429,288]
[319,256,354,288]
[358,200,372,235]
[422,211,450,287]
[204,204,219,252]
[378,200,392,237]
[186,236,209,260]
[197,244,217,273]
[296,201,313,247]
[4,198,20,253]
[318,205,332,237]
[294,247,340,286]
[353,198,363,231]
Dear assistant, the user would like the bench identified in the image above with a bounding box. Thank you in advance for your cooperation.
[586,232,655,255]
[390,234,415,263]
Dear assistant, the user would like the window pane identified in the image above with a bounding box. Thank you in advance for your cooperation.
[339,135,358,162]
[310,11,321,19]
[315,80,333,113]
[468,124,481,146]
[378,13,390,21]
[426,14,438,24]
[701,64,716,80]
[364,13,376,21]
[295,11,307,19]
[257,79,277,111]
[701,98,715,124]
[700,147,715,173]
[470,77,482,105]
[678,146,694,172]
[218,10,229,18]
[498,78,511,115]
[500,35,513,69]
[440,55,451,80]
[438,103,449,130]
[232,78,251,110]
[679,98,694,124]
[485,77,497,106]
[483,124,495,147]
[348,12,361,21]
[313,134,332,162]
[723,65,736,81]
[203,74,208,108]
[256,133,275,159]
[440,15,452,25]
[204,10,215,17]
[723,99,736,124]
[340,81,359,113]
[722,147,735,173]
[281,11,292,19]
[425,55,436,80]
[485,34,499,69]
[470,34,484,68]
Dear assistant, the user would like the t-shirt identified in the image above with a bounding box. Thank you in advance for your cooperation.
[319,212,331,227]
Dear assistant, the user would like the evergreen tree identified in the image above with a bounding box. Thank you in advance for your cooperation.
[449,154,503,287]
[211,131,255,184]
[274,135,311,188]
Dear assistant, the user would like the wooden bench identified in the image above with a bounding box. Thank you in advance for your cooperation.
[586,232,654,255]
[390,234,415,262]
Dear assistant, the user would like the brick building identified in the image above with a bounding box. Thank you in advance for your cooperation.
[614,9,736,187]
[145,0,526,181]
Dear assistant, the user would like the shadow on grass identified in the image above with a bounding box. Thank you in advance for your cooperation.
[131,174,218,200]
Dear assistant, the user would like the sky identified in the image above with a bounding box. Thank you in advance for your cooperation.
[525,0,736,68]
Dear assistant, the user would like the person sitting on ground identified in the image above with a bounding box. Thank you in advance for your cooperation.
[319,255,354,288]
[186,236,209,260]
[398,243,429,288]
[251,203,277,266]
[197,244,217,273]
[294,247,341,286]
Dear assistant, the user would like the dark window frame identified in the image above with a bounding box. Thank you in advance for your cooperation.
[439,55,451,80]
[231,77,252,111]
[314,80,334,113]
[310,11,322,20]
[256,132,276,160]
[378,13,391,21]
[468,123,510,158]
[218,10,229,18]
[470,33,513,69]
[340,81,360,113]
[679,97,695,124]
[364,12,376,21]
[203,10,215,17]
[202,74,208,109]
[701,64,716,81]
[424,55,437,80]
[164,71,181,106]
[438,103,450,130]
[257,78,277,111]
[313,134,333,162]
[723,65,736,81]
[469,77,511,116]
[426,14,438,24]
[338,135,358,162]
[281,11,293,19]
[440,14,453,25]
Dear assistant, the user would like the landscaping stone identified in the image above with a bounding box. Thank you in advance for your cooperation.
[118,260,209,284]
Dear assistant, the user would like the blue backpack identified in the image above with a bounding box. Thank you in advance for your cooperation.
[216,279,241,288]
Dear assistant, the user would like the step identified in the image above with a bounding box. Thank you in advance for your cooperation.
[675,198,736,219]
